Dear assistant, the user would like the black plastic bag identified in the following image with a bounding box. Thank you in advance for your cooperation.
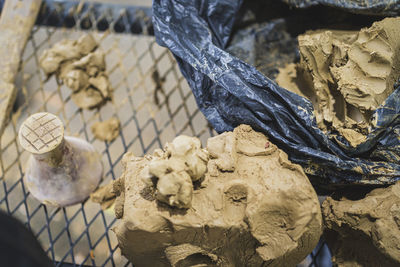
[152,0,400,190]
[283,0,400,16]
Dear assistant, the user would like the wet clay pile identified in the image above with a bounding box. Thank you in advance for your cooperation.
[108,125,322,266]
[276,17,400,147]
[322,182,400,267]
[39,35,112,109]
[91,118,120,142]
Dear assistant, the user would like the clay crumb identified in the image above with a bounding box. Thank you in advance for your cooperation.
[91,118,120,142]
[39,34,112,109]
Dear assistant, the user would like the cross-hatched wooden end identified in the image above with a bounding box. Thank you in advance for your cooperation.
[18,112,64,154]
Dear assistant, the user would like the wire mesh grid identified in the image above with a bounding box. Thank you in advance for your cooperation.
[0,1,331,266]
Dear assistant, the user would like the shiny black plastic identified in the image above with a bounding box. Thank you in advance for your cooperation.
[283,0,400,16]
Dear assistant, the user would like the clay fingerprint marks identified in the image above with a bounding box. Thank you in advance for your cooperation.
[165,243,220,266]
[276,17,400,147]
[223,182,248,223]
[247,195,303,265]
[19,112,64,154]
[322,182,400,266]
[332,18,400,111]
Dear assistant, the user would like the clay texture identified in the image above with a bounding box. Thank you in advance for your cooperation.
[91,118,121,142]
[141,135,208,209]
[90,183,116,210]
[111,125,322,266]
[322,182,400,267]
[39,34,112,109]
[276,17,400,147]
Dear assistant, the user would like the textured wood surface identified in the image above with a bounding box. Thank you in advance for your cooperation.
[19,112,64,154]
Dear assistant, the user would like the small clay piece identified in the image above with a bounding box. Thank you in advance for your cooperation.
[322,182,400,267]
[276,17,400,147]
[91,118,121,142]
[90,183,116,210]
[63,69,89,92]
[71,87,104,110]
[140,135,208,209]
[39,34,112,109]
[88,74,110,98]
[111,125,322,266]
[19,112,103,207]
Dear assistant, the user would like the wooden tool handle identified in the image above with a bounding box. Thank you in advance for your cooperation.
[0,0,42,137]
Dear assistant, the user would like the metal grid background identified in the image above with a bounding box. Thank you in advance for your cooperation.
[0,1,331,266]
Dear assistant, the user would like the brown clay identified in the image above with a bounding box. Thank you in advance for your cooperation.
[276,17,400,147]
[91,118,121,142]
[39,34,112,109]
[322,182,400,267]
[107,125,322,266]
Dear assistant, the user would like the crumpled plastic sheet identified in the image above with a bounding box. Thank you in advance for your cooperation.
[152,0,400,190]
[283,0,400,16]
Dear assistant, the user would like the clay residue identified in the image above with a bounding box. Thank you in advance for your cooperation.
[276,17,400,147]
[322,182,400,267]
[111,125,322,266]
[39,34,112,109]
[91,118,120,142]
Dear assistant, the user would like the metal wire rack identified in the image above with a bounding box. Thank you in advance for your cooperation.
[0,1,331,266]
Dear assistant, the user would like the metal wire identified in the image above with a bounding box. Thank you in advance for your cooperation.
[0,1,331,266]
